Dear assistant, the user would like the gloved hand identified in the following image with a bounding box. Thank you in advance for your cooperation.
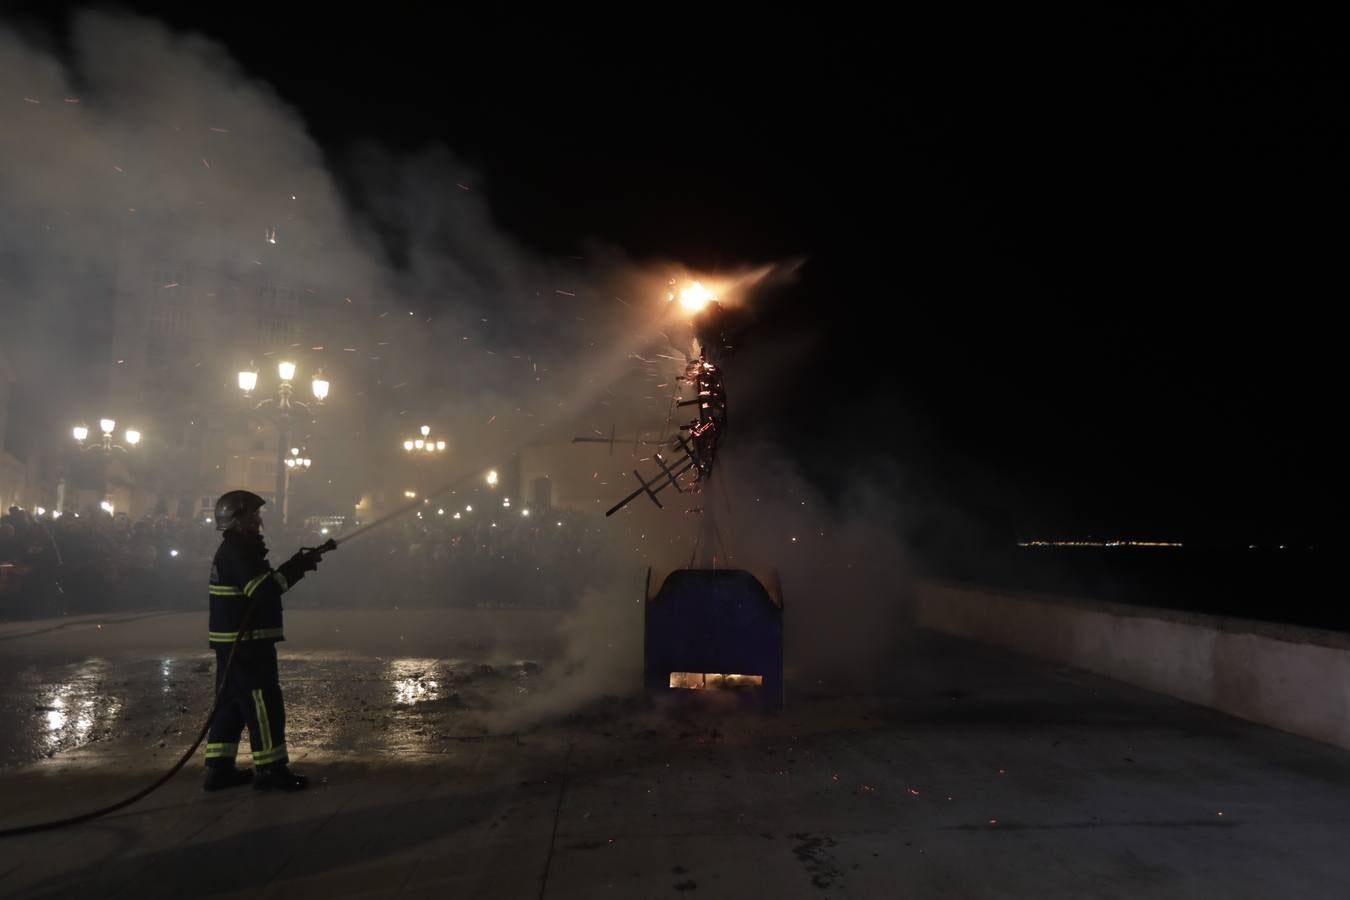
[291,547,322,573]
[276,549,316,587]
[275,540,335,588]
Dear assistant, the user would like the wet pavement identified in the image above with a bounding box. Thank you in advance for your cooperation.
[0,652,548,769]
[4,609,1350,898]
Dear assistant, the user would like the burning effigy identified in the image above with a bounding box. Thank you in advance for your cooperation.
[578,280,784,708]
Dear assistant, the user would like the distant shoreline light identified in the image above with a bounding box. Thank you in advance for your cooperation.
[1018,540,1184,549]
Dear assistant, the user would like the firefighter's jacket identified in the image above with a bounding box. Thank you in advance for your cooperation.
[208,531,305,647]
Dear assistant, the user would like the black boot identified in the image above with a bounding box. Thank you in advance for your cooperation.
[253,764,309,792]
[203,767,254,792]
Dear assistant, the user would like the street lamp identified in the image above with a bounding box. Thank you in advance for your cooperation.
[73,418,142,453]
[486,469,499,487]
[402,424,446,455]
[281,447,313,526]
[239,360,331,525]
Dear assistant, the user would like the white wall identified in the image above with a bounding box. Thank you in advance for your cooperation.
[917,580,1350,751]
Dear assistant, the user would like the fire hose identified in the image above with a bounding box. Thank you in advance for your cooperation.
[0,474,471,838]
[0,538,337,838]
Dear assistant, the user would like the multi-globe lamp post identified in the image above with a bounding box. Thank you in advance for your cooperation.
[238,360,329,525]
[70,417,143,517]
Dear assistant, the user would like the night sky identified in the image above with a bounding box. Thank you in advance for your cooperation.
[9,5,1341,547]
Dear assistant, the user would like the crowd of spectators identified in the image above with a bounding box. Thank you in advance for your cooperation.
[0,503,626,620]
[324,506,627,611]
[0,505,213,617]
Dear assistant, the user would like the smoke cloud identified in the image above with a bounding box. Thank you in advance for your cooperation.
[1,11,914,730]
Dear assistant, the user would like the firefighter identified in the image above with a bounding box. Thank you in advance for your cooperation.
[203,490,324,792]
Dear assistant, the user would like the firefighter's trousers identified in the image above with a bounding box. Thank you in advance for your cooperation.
[204,642,289,769]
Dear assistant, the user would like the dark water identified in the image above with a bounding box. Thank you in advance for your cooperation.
[930,546,1341,631]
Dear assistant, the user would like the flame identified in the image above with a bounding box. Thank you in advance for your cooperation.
[668,672,763,690]
[677,281,715,312]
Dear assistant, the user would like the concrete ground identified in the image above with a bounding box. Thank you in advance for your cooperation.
[3,609,1350,898]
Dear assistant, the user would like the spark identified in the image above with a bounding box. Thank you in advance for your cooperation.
[23,97,40,104]
[209,126,229,133]
[64,98,80,103]
[555,289,577,297]
[201,158,210,168]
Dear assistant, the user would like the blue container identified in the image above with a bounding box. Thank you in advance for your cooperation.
[644,568,784,709]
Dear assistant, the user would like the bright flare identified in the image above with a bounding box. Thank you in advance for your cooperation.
[678,281,715,313]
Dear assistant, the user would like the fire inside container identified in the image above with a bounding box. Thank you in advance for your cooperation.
[644,568,784,709]
[668,673,765,690]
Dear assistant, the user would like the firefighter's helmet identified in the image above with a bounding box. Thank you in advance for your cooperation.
[213,490,266,532]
